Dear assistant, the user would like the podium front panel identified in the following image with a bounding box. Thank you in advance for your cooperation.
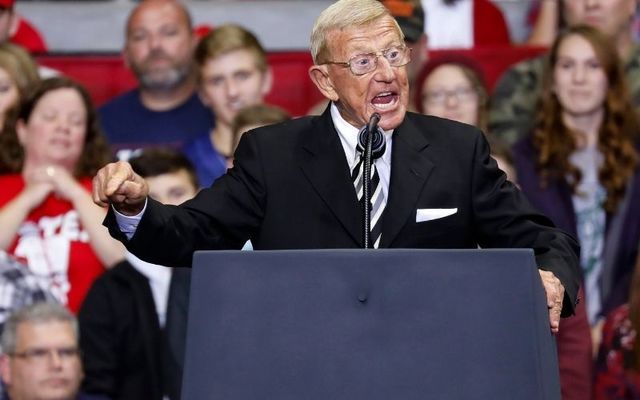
[183,249,559,399]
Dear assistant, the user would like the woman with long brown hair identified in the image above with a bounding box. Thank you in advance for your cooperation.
[513,24,640,333]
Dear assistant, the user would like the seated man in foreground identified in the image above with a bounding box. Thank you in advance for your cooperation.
[0,303,90,400]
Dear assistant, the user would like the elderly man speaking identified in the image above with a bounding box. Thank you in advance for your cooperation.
[93,0,580,333]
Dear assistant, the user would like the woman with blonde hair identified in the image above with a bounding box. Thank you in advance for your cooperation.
[0,42,39,130]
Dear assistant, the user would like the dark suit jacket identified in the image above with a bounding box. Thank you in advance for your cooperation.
[106,109,580,315]
[78,260,191,400]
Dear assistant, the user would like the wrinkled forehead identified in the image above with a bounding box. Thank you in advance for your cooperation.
[324,16,404,59]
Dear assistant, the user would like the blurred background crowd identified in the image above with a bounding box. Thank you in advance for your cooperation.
[1,0,640,399]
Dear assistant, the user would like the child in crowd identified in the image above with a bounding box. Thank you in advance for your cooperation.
[230,104,290,167]
[80,148,196,400]
[183,24,272,187]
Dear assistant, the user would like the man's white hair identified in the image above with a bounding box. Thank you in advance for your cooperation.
[310,0,404,64]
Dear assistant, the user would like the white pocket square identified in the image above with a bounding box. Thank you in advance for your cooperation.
[416,208,458,223]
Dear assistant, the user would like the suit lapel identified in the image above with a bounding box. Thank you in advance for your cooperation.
[382,115,434,247]
[298,107,362,245]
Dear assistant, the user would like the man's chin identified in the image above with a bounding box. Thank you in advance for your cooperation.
[33,387,75,400]
[377,110,406,131]
[139,70,187,91]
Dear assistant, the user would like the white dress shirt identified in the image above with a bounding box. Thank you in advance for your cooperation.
[330,103,393,201]
[125,251,172,327]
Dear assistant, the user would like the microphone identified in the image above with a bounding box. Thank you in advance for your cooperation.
[362,112,382,249]
[367,113,381,136]
[357,113,385,159]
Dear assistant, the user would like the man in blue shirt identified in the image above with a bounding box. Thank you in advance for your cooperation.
[99,0,214,160]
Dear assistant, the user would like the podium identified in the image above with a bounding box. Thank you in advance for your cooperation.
[182,249,560,399]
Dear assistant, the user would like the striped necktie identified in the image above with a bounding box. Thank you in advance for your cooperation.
[351,153,386,248]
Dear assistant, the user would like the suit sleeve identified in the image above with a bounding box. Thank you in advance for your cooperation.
[469,131,581,316]
[103,132,266,268]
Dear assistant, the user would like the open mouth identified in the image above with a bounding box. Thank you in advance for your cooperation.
[371,91,398,111]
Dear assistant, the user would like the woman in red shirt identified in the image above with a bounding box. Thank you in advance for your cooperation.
[0,77,124,313]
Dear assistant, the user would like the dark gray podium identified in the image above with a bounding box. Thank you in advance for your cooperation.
[182,249,560,400]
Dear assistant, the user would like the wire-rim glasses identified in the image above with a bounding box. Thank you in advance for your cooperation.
[322,44,412,76]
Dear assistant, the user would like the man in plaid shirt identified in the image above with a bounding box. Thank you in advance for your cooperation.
[0,251,55,334]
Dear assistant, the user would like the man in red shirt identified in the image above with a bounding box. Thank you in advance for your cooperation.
[0,0,47,54]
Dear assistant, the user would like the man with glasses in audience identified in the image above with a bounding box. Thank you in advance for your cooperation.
[0,303,98,400]
[94,0,580,335]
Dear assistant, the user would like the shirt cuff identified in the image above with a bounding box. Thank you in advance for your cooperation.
[113,199,147,240]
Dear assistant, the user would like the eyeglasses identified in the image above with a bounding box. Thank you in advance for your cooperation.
[322,45,412,76]
[10,347,80,364]
[422,87,479,106]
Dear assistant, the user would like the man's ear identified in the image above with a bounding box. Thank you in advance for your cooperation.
[309,65,339,101]
[0,355,12,386]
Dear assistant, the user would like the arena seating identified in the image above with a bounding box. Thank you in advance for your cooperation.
[36,45,546,117]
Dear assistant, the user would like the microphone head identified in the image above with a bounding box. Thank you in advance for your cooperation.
[357,125,386,160]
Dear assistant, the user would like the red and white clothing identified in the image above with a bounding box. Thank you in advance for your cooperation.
[422,0,510,49]
[10,17,47,54]
[594,304,640,399]
[0,174,105,313]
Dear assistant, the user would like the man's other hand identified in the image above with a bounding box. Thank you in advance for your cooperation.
[539,269,564,334]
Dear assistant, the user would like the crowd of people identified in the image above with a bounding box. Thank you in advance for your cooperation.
[0,0,637,399]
